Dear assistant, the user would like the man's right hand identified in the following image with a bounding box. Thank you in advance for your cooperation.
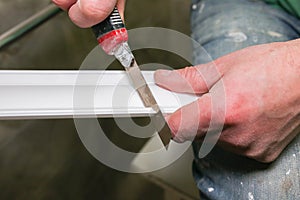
[52,0,126,28]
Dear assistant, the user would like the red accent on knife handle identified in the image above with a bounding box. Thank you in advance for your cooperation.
[92,7,128,54]
[97,28,128,54]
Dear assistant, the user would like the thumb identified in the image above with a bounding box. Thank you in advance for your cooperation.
[154,63,224,95]
[167,94,212,143]
[68,0,119,28]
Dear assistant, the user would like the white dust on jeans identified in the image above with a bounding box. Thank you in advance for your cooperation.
[226,31,248,43]
[248,192,254,200]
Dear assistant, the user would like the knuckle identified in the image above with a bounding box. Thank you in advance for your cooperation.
[236,138,252,149]
[257,152,279,163]
[52,0,67,8]
[244,150,261,161]
[225,134,252,150]
[244,148,277,163]
[224,94,247,124]
[179,67,208,94]
[80,3,108,20]
[193,76,209,94]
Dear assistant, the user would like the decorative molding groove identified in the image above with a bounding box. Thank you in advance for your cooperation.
[0,70,197,119]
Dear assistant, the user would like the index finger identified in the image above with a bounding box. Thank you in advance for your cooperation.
[52,0,77,11]
[167,94,212,143]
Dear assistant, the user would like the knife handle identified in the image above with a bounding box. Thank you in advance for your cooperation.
[92,7,128,55]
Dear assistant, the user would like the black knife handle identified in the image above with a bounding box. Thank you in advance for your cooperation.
[92,7,128,54]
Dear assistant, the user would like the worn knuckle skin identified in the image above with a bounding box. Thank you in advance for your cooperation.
[180,67,208,94]
[236,137,252,150]
[243,147,268,162]
[244,148,278,163]
[222,132,252,152]
[244,150,261,161]
[251,154,276,163]
[258,156,276,163]
[259,149,281,163]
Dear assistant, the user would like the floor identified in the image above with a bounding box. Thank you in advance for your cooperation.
[0,0,196,199]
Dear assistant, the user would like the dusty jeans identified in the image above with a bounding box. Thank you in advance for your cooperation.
[190,0,300,199]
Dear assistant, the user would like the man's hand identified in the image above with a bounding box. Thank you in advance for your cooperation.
[155,39,300,163]
[52,0,126,28]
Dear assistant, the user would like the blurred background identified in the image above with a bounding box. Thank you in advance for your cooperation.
[0,0,197,199]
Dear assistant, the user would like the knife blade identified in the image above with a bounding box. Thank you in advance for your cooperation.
[125,59,172,148]
[91,7,172,148]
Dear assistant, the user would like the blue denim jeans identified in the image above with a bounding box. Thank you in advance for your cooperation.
[190,0,300,199]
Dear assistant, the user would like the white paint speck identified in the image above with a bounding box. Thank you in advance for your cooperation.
[252,35,258,43]
[208,187,214,192]
[227,31,248,42]
[286,169,291,175]
[240,182,244,186]
[293,154,296,158]
[215,19,221,25]
[192,4,197,10]
[267,31,282,37]
[248,192,254,200]
[199,2,205,13]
